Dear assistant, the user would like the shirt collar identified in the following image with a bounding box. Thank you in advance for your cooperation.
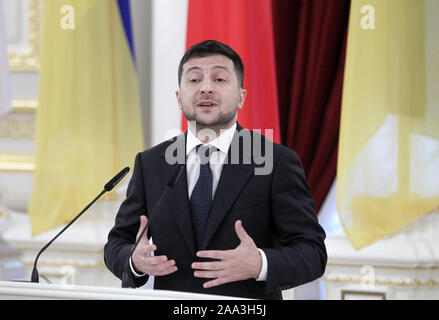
[186,122,237,155]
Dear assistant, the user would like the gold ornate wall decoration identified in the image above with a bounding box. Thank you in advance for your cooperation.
[7,0,41,71]
[12,99,38,113]
[0,154,35,172]
[323,274,439,287]
[0,117,35,139]
[341,290,386,300]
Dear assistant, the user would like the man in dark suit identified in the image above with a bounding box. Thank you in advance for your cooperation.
[104,40,327,299]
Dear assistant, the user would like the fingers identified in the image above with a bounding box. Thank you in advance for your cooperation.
[133,216,178,276]
[135,252,178,276]
[142,254,169,266]
[136,215,149,242]
[192,259,232,288]
[192,261,229,288]
[193,251,234,288]
[196,250,230,260]
[192,220,260,288]
[144,243,156,257]
[142,256,178,276]
[202,277,232,289]
[234,220,251,243]
[134,243,177,276]
[192,261,224,271]
[193,269,226,279]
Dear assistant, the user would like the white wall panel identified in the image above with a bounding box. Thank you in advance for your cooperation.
[151,0,188,147]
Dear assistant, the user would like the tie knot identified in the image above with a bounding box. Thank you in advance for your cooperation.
[196,144,217,164]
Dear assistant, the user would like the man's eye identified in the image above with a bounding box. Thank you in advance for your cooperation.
[215,78,225,82]
[189,79,200,83]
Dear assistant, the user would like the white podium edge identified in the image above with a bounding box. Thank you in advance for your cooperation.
[0,281,248,300]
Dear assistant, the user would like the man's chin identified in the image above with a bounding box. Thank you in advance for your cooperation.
[191,114,220,126]
[184,111,237,129]
[194,118,235,129]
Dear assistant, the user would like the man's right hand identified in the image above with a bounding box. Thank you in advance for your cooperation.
[131,215,178,276]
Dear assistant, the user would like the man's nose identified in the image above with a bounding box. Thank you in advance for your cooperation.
[200,80,214,94]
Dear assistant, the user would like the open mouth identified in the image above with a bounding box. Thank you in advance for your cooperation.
[197,101,217,108]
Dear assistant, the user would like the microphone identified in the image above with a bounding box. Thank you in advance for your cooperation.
[122,164,184,288]
[31,167,130,283]
[105,167,130,191]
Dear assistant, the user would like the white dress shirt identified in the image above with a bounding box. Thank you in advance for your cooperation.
[131,123,267,281]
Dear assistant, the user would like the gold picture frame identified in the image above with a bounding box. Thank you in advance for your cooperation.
[7,0,41,71]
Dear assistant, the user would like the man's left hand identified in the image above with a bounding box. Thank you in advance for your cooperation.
[192,220,262,288]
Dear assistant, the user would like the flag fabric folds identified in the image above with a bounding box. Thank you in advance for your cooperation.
[117,0,135,60]
[183,0,280,143]
[29,0,143,235]
[337,0,439,249]
[0,0,11,116]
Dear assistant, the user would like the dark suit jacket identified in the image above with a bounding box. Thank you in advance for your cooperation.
[104,124,327,299]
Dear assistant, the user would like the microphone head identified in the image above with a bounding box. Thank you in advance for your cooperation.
[104,167,130,192]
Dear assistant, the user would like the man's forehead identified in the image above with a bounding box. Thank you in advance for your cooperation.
[183,54,234,72]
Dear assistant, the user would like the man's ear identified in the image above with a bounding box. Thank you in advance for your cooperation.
[238,89,247,109]
[175,90,182,110]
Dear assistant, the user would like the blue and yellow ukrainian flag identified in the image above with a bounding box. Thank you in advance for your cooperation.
[29,0,143,235]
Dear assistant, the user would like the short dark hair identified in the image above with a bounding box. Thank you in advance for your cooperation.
[178,40,244,88]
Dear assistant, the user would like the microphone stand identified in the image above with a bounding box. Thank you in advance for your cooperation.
[31,190,106,283]
[31,167,130,283]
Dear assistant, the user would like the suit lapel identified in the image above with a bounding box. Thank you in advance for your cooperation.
[160,133,197,258]
[167,165,197,258]
[203,162,253,250]
[203,126,254,250]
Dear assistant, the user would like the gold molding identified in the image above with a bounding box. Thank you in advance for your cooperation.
[323,274,439,287]
[8,0,41,71]
[0,117,35,139]
[341,290,386,300]
[21,258,106,269]
[12,99,38,113]
[0,154,35,172]
[326,263,439,271]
